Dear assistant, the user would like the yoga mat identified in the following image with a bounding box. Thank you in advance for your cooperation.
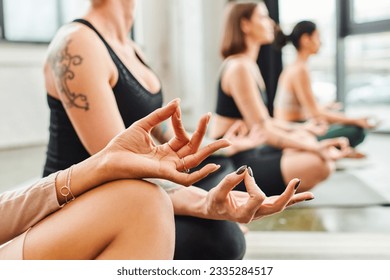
[294,171,389,208]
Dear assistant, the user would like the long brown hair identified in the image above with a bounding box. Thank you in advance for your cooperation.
[220,2,259,58]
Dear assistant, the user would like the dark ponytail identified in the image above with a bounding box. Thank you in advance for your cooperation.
[273,24,290,50]
[273,20,317,51]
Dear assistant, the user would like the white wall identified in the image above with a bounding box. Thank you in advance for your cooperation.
[136,0,227,129]
[0,43,49,149]
[0,0,227,149]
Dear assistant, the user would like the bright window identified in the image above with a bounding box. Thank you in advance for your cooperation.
[345,32,390,105]
[344,0,390,129]
[2,0,89,42]
[353,0,390,23]
[3,0,57,42]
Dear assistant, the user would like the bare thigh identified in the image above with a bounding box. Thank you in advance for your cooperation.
[23,179,174,260]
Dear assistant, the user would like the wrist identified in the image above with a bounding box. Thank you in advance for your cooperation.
[98,148,135,182]
[77,151,112,187]
[305,142,320,153]
[169,186,209,218]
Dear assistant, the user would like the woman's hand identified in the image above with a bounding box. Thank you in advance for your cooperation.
[221,121,266,156]
[317,137,352,161]
[324,101,343,111]
[354,116,381,130]
[203,166,314,223]
[102,99,230,186]
[302,118,329,136]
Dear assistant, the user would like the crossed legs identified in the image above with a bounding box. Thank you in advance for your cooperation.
[23,179,174,260]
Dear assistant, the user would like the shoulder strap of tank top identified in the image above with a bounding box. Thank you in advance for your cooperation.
[72,19,114,51]
[73,18,148,68]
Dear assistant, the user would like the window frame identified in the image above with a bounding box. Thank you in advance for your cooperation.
[336,0,390,104]
[345,0,390,35]
[0,0,5,40]
[0,0,66,44]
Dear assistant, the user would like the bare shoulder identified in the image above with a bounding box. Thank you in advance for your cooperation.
[291,61,309,77]
[223,56,253,80]
[45,22,109,68]
[281,62,306,83]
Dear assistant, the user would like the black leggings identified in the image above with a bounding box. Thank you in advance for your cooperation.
[174,156,246,260]
[174,147,286,259]
[174,216,246,260]
[231,146,286,196]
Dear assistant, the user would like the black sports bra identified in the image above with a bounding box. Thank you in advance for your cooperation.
[215,78,268,119]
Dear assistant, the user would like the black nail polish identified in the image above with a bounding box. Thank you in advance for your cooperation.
[247,166,254,177]
[235,165,247,175]
[305,197,315,201]
[294,180,301,190]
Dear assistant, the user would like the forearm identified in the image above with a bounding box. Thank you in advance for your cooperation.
[271,118,299,132]
[55,152,110,205]
[264,122,318,152]
[166,186,209,219]
[320,109,358,126]
[0,151,116,244]
[143,178,209,218]
[0,173,60,244]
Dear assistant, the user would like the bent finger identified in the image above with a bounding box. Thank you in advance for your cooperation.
[140,99,180,132]
[212,166,248,201]
[169,164,221,186]
[179,139,231,169]
[287,192,315,207]
[168,104,190,151]
[242,171,266,212]
[177,113,211,157]
[272,178,301,208]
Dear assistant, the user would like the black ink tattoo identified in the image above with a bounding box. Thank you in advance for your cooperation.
[52,40,89,111]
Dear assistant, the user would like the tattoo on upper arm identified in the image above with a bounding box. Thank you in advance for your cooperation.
[51,40,90,111]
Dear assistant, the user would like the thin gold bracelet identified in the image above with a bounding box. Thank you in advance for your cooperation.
[60,165,75,205]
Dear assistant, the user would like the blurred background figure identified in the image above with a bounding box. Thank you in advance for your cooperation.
[273,20,379,157]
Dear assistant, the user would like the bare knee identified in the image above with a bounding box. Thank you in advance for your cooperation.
[281,153,333,192]
[92,180,175,259]
[311,156,333,182]
[110,180,175,259]
[109,179,174,227]
[103,179,173,211]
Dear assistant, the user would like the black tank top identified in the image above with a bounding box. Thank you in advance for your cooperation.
[43,19,163,176]
[215,78,268,119]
